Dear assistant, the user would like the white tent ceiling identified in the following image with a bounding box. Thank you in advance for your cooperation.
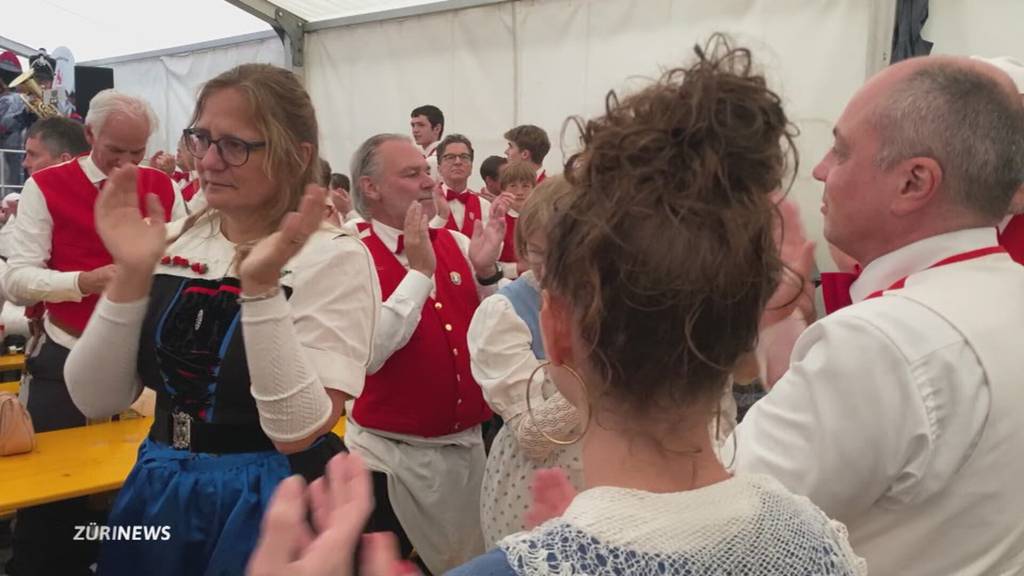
[0,0,458,63]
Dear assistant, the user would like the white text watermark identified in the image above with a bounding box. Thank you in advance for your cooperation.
[73,524,172,541]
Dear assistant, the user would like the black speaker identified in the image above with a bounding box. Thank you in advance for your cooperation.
[73,66,114,120]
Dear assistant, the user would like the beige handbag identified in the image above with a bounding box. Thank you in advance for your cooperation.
[0,392,36,456]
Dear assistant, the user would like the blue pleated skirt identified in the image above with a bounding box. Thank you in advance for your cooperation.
[96,438,291,576]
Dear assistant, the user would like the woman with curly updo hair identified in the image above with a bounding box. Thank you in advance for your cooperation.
[446,34,866,576]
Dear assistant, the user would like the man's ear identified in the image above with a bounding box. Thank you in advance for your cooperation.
[891,156,942,216]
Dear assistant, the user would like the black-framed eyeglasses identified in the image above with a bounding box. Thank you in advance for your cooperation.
[441,153,473,163]
[183,128,266,167]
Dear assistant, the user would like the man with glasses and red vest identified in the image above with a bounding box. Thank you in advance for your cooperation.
[434,133,492,236]
[1,89,174,576]
[344,133,508,575]
[730,57,1024,576]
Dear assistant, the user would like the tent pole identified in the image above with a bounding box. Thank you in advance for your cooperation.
[224,0,307,70]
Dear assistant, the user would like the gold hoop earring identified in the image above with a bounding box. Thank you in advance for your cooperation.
[525,361,591,445]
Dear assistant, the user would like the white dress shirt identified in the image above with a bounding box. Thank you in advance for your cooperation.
[1,156,104,349]
[364,220,495,374]
[466,272,543,420]
[731,227,1013,575]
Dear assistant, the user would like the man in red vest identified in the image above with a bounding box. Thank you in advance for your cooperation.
[436,133,491,237]
[345,133,507,574]
[1,89,174,576]
[504,124,551,184]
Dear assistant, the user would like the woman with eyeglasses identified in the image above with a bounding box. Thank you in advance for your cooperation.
[64,63,380,576]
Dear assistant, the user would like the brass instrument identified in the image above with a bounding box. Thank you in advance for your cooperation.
[8,68,60,119]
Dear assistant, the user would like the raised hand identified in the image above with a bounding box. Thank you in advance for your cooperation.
[495,190,517,213]
[239,184,325,293]
[403,201,436,277]
[431,181,450,223]
[525,468,577,529]
[762,194,815,328]
[95,165,167,276]
[468,200,508,278]
[330,187,353,218]
[247,453,380,576]
[149,151,175,176]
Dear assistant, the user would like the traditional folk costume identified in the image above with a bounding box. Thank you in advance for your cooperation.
[62,212,379,575]
[442,183,491,237]
[346,220,494,574]
[450,475,865,575]
[467,271,584,547]
[1,155,175,576]
[734,228,1024,575]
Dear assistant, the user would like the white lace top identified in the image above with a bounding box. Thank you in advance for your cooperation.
[497,473,866,575]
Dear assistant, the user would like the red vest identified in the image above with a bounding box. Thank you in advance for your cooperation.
[181,179,200,202]
[998,214,1024,265]
[354,225,491,437]
[499,213,518,263]
[33,160,175,333]
[445,190,483,236]
[536,169,547,184]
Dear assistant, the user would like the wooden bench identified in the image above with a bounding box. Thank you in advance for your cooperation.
[0,416,348,514]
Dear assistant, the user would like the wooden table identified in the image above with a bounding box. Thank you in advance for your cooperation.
[0,353,25,372]
[0,417,151,514]
[0,416,348,513]
[0,381,17,394]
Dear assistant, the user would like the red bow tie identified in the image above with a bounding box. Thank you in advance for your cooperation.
[819,268,861,315]
[445,188,471,204]
[171,170,190,183]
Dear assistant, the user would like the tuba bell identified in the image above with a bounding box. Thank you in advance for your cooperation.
[8,68,60,119]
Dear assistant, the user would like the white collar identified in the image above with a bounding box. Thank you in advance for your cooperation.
[850,227,998,303]
[80,154,107,184]
[535,167,546,181]
[369,219,402,253]
[423,140,440,157]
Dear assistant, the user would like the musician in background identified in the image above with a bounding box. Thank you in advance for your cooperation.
[0,50,29,191]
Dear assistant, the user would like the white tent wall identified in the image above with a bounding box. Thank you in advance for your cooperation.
[923,0,1024,62]
[305,0,889,271]
[101,36,286,155]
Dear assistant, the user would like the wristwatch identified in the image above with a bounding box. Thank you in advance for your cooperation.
[476,264,504,286]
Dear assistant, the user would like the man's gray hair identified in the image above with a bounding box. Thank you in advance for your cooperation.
[350,133,411,218]
[84,89,159,138]
[873,63,1024,220]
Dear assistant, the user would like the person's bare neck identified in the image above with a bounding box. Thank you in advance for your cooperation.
[220,210,272,244]
[445,178,468,192]
[581,407,730,495]
[854,209,996,267]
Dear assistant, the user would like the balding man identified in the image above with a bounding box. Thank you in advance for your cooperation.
[2,89,176,576]
[732,57,1024,575]
[345,133,507,574]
